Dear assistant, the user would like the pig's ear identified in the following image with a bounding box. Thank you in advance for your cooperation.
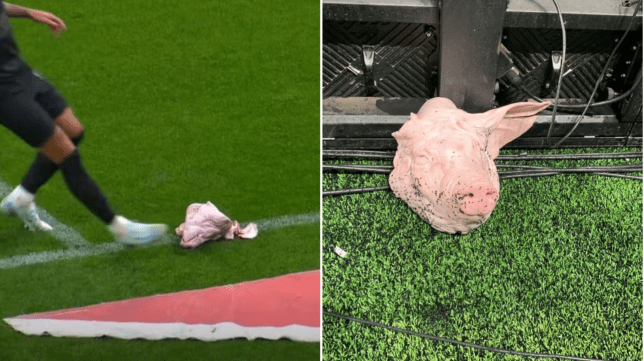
[476,102,550,159]
[392,113,419,143]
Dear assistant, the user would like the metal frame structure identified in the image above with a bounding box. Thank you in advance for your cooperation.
[323,0,642,29]
[322,0,643,149]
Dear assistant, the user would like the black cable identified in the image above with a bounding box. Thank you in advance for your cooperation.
[547,1,641,148]
[520,72,642,109]
[323,310,609,361]
[323,150,643,161]
[324,164,392,173]
[547,0,567,147]
[323,186,389,196]
[323,150,396,160]
[499,169,642,180]
[495,152,642,161]
[323,163,642,174]
[501,164,641,172]
[323,166,642,196]
[503,1,641,146]
[587,172,643,180]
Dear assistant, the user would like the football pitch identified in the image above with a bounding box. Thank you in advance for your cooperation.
[0,0,320,360]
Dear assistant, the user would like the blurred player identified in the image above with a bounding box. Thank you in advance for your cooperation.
[0,2,167,244]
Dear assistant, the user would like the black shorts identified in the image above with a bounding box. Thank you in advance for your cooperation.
[0,69,68,147]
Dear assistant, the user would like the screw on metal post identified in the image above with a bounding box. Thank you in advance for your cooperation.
[425,25,435,38]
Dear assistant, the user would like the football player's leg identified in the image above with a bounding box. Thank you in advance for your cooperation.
[22,73,83,194]
[40,128,115,223]
[0,93,58,230]
[21,108,83,194]
[6,108,83,230]
[42,127,167,245]
[0,93,166,242]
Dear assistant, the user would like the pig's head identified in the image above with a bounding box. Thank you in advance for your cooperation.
[389,97,550,234]
[176,202,259,249]
[177,202,235,248]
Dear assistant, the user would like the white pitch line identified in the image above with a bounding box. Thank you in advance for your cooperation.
[0,178,91,249]
[0,242,123,270]
[0,212,319,270]
[253,211,319,231]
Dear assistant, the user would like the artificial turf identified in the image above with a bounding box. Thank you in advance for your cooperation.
[0,0,320,359]
[322,147,642,361]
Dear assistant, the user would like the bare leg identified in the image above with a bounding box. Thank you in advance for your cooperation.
[53,108,83,139]
[21,107,84,194]
[39,126,76,164]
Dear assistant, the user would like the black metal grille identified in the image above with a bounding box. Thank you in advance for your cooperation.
[323,21,437,98]
[324,23,632,103]
[498,28,623,104]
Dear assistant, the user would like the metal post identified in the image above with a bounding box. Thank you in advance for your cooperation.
[438,0,508,112]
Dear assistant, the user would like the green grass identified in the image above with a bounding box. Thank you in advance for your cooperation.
[323,148,642,361]
[0,0,320,359]
[0,0,319,242]
[0,216,63,257]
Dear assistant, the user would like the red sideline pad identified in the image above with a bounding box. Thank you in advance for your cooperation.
[4,270,320,342]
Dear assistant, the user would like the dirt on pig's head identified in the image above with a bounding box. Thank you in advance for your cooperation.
[389,97,550,234]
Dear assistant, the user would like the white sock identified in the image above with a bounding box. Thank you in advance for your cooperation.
[108,215,129,236]
[13,185,35,207]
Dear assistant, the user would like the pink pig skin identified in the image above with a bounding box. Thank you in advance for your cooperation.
[389,98,550,234]
[176,202,258,249]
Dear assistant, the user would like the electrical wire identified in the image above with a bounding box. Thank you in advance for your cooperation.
[495,152,643,161]
[323,186,390,196]
[586,172,643,180]
[499,169,642,180]
[324,164,392,173]
[545,1,641,148]
[500,170,641,178]
[323,150,643,161]
[323,163,643,196]
[547,0,567,147]
[519,71,642,109]
[323,310,609,361]
[323,163,642,174]
[323,173,643,196]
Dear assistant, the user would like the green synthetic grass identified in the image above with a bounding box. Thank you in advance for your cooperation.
[323,147,642,361]
[0,0,320,360]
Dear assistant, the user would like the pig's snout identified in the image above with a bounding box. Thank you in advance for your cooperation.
[457,183,498,216]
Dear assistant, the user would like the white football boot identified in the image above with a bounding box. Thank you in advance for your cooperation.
[1,185,53,231]
[109,215,168,245]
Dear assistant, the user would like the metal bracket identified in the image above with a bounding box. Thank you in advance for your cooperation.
[362,45,377,95]
[545,51,563,90]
